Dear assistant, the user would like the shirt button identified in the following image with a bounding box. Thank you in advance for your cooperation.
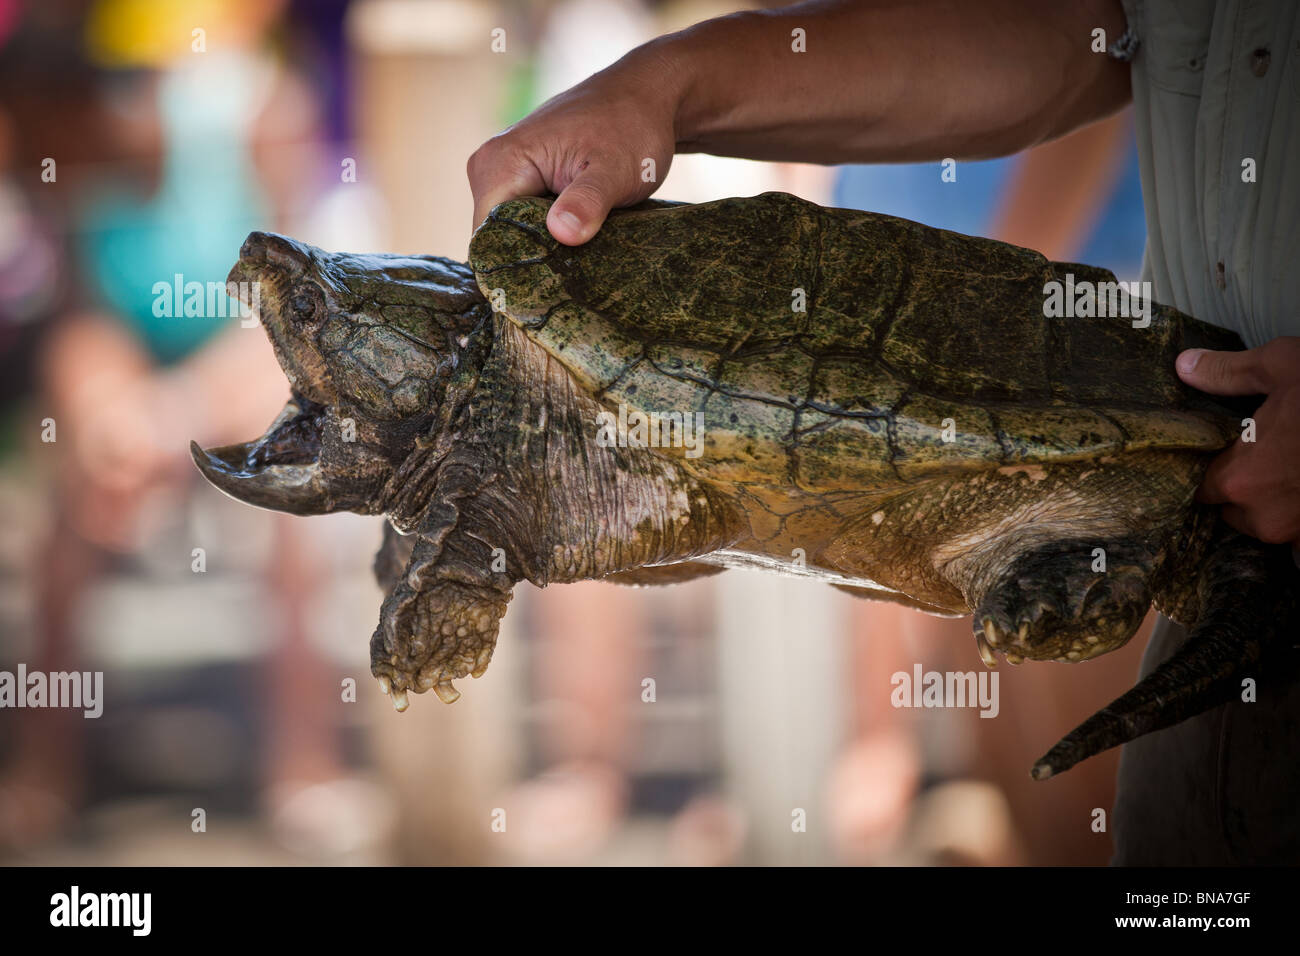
[1250,47,1270,76]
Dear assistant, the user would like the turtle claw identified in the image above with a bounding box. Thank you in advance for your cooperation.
[471,644,493,679]
[982,617,1000,647]
[377,674,409,711]
[433,680,461,704]
[976,619,1000,667]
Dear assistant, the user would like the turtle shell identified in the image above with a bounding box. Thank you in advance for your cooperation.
[468,193,1242,491]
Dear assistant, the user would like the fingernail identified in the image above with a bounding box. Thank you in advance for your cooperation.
[555,210,583,236]
[1177,349,1202,373]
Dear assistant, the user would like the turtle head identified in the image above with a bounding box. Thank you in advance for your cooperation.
[191,231,491,516]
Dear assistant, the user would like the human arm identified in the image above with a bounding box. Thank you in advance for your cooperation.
[468,0,1131,243]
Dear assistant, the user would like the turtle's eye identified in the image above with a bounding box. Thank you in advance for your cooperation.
[288,283,324,325]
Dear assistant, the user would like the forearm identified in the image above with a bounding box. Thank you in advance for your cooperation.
[643,0,1130,164]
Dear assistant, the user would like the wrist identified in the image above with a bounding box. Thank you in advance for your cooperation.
[622,17,731,150]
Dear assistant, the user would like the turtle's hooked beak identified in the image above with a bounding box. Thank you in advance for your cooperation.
[190,393,337,515]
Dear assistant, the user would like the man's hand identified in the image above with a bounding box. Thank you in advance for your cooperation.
[1176,337,1300,545]
[467,47,682,246]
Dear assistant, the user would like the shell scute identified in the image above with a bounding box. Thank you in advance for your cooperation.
[468,194,1241,492]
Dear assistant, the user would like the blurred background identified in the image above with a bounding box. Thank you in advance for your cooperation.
[0,0,1153,866]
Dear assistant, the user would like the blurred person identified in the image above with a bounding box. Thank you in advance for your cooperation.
[0,0,360,853]
[0,0,83,847]
[467,0,1300,865]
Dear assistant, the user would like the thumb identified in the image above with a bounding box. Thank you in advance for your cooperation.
[470,162,548,237]
[1175,347,1270,396]
[548,161,634,246]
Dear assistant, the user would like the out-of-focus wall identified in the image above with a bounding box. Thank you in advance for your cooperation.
[0,0,1152,868]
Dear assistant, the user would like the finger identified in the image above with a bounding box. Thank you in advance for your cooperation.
[1195,449,1238,505]
[1248,510,1300,545]
[1218,502,1299,545]
[1257,336,1300,380]
[1218,503,1257,538]
[1176,347,1271,396]
[548,160,632,245]
[469,153,548,234]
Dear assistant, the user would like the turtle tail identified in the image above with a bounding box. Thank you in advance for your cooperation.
[1031,523,1300,780]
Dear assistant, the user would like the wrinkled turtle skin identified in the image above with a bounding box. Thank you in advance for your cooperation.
[193,192,1299,779]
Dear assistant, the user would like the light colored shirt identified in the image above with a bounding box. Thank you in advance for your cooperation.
[1120,0,1298,348]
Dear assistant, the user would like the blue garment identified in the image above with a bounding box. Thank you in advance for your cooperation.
[1075,147,1146,276]
[833,150,1146,278]
[833,158,1013,240]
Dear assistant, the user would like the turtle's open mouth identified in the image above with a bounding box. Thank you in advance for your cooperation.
[245,391,327,468]
[190,392,337,515]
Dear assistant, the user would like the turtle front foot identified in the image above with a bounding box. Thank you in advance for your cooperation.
[370,574,511,711]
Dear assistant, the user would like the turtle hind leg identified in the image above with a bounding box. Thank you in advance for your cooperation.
[968,536,1156,667]
[1031,526,1300,780]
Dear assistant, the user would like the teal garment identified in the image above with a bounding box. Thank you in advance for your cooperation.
[80,55,271,364]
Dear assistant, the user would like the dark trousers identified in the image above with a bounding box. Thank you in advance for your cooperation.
[1112,615,1300,864]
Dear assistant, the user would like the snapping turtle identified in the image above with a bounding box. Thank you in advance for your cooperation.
[192,192,1298,779]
